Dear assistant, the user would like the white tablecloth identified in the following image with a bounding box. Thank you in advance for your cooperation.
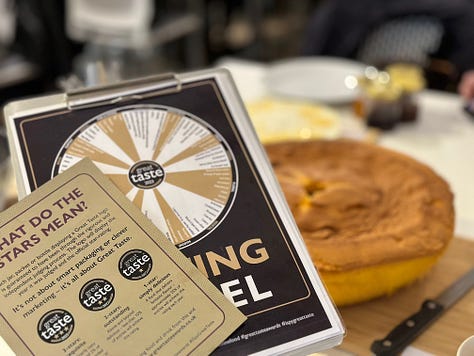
[216,57,474,240]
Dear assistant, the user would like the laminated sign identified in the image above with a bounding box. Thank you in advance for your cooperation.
[4,69,344,354]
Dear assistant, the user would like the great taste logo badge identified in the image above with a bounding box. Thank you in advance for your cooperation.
[37,309,74,343]
[118,249,153,280]
[79,279,116,311]
[128,161,165,189]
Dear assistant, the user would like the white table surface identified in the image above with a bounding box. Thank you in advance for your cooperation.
[216,57,474,240]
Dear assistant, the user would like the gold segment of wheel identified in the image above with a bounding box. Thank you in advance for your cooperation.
[97,113,141,162]
[165,168,232,205]
[65,137,130,169]
[152,112,182,161]
[162,134,221,167]
[107,174,133,195]
[153,189,192,243]
[132,189,144,209]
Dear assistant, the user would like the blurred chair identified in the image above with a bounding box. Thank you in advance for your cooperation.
[356,15,443,68]
[355,15,457,89]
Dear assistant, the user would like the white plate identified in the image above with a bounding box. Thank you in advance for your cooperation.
[265,57,365,103]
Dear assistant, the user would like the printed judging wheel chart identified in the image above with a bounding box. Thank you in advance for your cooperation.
[53,105,238,248]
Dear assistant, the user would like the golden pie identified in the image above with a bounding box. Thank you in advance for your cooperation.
[265,139,454,306]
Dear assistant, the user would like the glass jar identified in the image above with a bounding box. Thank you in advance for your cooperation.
[386,63,426,122]
[356,70,403,130]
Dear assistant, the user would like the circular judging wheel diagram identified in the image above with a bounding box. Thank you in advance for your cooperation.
[53,105,238,249]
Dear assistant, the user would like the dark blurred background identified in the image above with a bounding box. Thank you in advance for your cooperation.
[2,0,474,106]
[0,0,316,105]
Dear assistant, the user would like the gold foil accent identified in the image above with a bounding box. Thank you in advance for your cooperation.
[165,168,232,205]
[153,188,192,244]
[66,137,130,169]
[97,113,141,162]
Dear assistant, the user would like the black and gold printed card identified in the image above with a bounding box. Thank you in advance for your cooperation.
[4,69,344,354]
[0,158,245,355]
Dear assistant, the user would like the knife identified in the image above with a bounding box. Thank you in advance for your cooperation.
[371,268,474,356]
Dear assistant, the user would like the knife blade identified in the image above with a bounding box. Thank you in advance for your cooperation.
[371,268,474,356]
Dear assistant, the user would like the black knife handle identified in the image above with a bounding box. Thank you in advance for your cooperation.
[370,299,445,355]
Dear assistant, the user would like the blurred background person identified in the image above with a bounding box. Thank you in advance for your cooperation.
[458,70,474,100]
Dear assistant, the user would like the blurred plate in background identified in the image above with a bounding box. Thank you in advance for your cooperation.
[265,57,365,103]
[246,97,341,143]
